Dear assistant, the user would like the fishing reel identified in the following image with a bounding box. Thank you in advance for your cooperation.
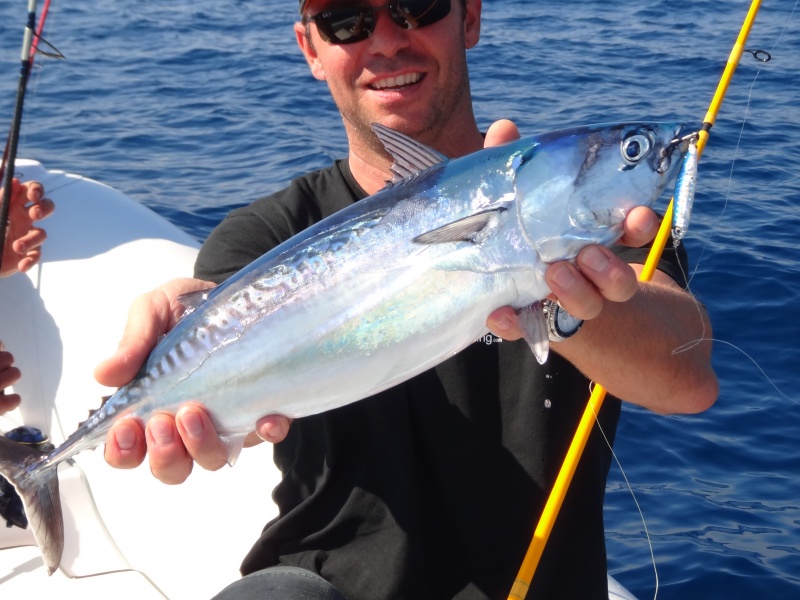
[0,426,53,529]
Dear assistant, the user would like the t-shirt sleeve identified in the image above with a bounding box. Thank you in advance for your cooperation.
[194,162,361,284]
[194,202,288,284]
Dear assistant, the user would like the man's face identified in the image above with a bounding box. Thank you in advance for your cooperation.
[296,0,481,152]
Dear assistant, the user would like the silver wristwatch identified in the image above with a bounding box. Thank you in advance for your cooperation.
[543,300,584,342]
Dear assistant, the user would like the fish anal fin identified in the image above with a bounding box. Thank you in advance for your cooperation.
[413,209,504,245]
[220,433,249,467]
[516,301,550,364]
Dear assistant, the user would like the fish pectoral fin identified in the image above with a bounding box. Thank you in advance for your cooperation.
[413,209,504,245]
[371,123,448,182]
[516,301,550,364]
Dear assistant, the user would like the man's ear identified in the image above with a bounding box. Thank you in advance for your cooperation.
[295,21,326,81]
[464,0,482,50]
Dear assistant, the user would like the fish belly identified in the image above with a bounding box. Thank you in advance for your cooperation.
[170,263,518,431]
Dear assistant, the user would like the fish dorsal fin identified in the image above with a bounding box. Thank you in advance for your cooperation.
[413,208,505,245]
[177,289,211,319]
[371,123,448,182]
[516,301,550,364]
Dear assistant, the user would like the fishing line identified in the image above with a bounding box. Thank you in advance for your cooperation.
[627,6,800,591]
[678,1,798,390]
[685,51,772,288]
[587,390,660,600]
[672,50,772,353]
[615,1,800,594]
[507,2,768,598]
[687,0,797,287]
[673,338,800,408]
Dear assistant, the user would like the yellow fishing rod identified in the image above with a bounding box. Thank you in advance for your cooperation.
[508,1,763,597]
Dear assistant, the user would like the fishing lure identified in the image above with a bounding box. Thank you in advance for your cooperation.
[671,135,699,245]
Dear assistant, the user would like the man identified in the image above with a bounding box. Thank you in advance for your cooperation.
[95,1,718,598]
[1,178,54,415]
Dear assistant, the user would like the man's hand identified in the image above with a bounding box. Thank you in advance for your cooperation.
[1,179,55,277]
[0,341,22,415]
[96,278,292,484]
[481,120,660,340]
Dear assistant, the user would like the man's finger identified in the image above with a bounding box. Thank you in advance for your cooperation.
[574,246,638,303]
[486,306,523,341]
[255,414,293,444]
[484,119,519,148]
[619,206,659,248]
[145,413,194,485]
[175,405,229,471]
[104,419,147,469]
[545,260,605,321]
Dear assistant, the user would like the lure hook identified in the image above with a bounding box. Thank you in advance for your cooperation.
[659,131,700,160]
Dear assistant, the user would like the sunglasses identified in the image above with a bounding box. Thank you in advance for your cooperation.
[306,0,452,45]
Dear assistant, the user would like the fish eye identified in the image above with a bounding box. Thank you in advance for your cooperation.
[620,133,653,165]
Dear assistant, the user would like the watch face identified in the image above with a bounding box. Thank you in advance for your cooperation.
[555,306,583,336]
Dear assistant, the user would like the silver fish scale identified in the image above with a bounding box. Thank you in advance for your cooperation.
[122,208,395,404]
[222,210,390,319]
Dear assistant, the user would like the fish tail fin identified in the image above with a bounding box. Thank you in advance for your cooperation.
[0,435,63,575]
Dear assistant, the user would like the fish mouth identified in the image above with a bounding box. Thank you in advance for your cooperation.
[369,72,423,90]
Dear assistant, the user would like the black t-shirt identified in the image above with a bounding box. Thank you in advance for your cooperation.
[195,160,689,600]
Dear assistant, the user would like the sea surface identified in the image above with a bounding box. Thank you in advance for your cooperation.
[2,0,799,598]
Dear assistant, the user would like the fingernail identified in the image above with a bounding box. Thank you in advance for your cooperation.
[258,420,286,443]
[257,423,276,442]
[114,426,136,451]
[150,418,174,446]
[581,247,610,273]
[551,263,577,289]
[181,411,204,439]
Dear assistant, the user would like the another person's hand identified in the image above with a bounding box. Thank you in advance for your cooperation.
[96,278,292,485]
[481,120,660,340]
[0,341,22,415]
[1,179,55,277]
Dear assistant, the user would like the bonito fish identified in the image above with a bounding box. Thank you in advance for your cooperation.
[0,122,691,574]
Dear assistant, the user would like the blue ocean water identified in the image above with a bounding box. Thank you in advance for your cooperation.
[2,0,799,598]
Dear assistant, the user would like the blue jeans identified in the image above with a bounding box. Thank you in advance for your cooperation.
[211,566,347,600]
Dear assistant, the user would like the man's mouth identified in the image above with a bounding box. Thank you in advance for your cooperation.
[369,72,422,90]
